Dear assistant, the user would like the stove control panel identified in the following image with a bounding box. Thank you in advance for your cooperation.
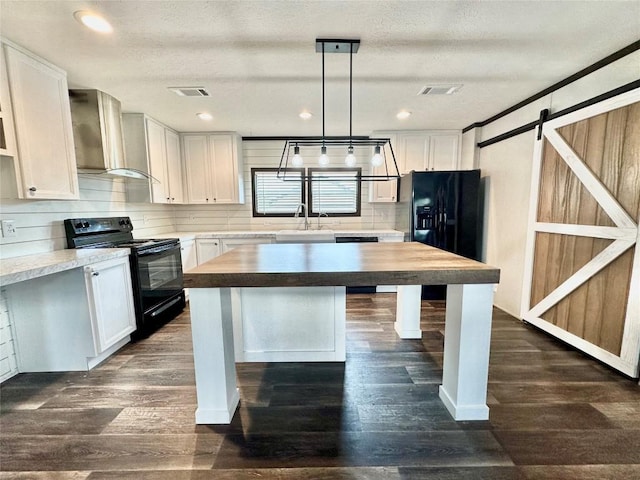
[64,216,133,235]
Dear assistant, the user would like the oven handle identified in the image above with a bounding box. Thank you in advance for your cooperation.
[136,243,180,257]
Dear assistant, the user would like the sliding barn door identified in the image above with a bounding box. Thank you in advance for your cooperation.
[522,89,640,377]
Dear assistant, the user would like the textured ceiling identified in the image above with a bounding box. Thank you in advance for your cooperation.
[1,1,638,136]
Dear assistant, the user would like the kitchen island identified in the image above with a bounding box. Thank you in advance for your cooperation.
[184,241,500,423]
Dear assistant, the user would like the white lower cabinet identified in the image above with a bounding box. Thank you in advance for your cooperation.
[180,239,198,271]
[84,258,137,354]
[195,238,221,264]
[6,256,136,372]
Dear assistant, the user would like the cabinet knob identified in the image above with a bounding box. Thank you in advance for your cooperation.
[28,186,37,192]
[91,271,100,276]
[171,197,175,201]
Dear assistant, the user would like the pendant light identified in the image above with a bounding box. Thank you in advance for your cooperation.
[291,144,304,167]
[344,41,357,167]
[276,39,401,182]
[318,45,329,167]
[371,144,383,167]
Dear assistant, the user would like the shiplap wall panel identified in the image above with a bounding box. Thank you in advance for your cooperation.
[173,140,398,232]
[0,175,176,258]
[0,289,18,382]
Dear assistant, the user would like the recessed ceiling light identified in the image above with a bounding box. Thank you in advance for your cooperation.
[299,111,313,120]
[73,11,113,34]
[196,112,213,121]
[396,110,411,120]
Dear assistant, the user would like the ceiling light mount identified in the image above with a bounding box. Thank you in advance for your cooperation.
[315,38,360,54]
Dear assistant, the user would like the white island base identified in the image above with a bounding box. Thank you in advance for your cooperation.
[231,286,346,362]
[189,282,495,424]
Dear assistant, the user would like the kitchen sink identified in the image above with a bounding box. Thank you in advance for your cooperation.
[275,229,335,243]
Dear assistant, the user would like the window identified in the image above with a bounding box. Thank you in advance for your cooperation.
[308,168,361,216]
[252,168,304,216]
[251,167,361,217]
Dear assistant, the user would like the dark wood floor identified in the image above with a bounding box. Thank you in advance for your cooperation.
[1,294,639,479]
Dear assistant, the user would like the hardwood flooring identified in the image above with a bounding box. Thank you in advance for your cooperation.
[1,294,639,479]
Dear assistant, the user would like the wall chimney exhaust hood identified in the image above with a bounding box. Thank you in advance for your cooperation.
[69,89,152,180]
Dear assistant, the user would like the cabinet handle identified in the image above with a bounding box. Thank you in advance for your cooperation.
[28,186,37,192]
[91,271,100,276]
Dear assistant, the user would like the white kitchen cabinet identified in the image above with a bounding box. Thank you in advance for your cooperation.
[123,113,184,204]
[182,133,244,204]
[369,130,461,203]
[180,239,198,271]
[83,258,137,354]
[180,238,197,300]
[196,238,221,264]
[6,256,136,372]
[0,45,17,158]
[1,40,78,200]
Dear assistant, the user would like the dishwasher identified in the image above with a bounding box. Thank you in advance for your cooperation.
[335,236,379,293]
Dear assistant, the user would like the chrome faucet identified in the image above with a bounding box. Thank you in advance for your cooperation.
[294,203,310,230]
[317,211,328,229]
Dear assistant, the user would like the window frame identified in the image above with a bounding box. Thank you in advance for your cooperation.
[307,167,362,217]
[251,167,305,217]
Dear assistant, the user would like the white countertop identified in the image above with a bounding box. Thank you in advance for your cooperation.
[0,248,130,286]
[0,230,404,286]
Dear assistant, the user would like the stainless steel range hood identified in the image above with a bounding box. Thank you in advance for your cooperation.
[69,89,151,180]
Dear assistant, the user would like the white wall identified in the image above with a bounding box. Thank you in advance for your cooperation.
[0,174,175,258]
[0,141,399,259]
[474,51,640,317]
[172,140,399,232]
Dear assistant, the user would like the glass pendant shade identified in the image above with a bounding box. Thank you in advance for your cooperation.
[371,145,384,167]
[318,145,330,166]
[344,146,356,167]
[291,145,304,167]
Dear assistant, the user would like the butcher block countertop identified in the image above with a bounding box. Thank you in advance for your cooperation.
[184,242,500,288]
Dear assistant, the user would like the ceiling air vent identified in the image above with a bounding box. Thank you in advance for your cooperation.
[418,84,463,96]
[168,86,210,97]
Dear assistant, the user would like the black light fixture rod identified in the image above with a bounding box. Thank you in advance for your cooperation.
[349,41,353,142]
[322,41,325,140]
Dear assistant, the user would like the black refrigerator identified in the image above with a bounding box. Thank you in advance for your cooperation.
[396,169,482,299]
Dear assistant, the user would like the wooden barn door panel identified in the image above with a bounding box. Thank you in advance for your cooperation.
[522,90,640,377]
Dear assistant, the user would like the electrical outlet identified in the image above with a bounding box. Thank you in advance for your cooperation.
[1,220,17,238]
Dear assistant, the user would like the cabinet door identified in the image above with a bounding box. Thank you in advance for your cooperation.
[165,129,184,203]
[4,44,78,199]
[196,239,221,264]
[84,258,136,353]
[0,46,17,157]
[145,118,169,203]
[401,134,428,173]
[180,239,198,271]
[183,135,211,204]
[209,134,238,203]
[429,134,460,170]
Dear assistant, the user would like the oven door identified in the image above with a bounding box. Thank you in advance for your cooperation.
[135,244,184,315]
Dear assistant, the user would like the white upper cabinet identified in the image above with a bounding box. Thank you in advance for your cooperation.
[1,40,78,199]
[182,133,244,204]
[0,45,17,158]
[165,129,184,203]
[123,113,184,204]
[369,130,461,202]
